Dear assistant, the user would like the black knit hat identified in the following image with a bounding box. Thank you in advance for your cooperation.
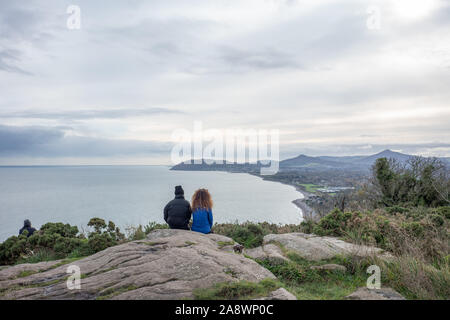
[175,185,184,195]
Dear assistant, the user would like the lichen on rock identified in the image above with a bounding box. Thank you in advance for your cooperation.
[0,229,275,300]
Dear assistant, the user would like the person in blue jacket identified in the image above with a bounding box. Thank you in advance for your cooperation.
[190,188,214,234]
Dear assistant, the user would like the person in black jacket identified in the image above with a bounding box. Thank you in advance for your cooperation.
[19,219,36,237]
[164,186,192,230]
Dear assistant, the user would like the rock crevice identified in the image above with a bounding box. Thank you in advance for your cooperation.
[0,229,274,300]
[0,230,404,300]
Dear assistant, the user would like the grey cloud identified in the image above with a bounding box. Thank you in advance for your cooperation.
[0,50,33,75]
[280,143,450,159]
[0,125,64,152]
[150,42,182,57]
[0,1,57,75]
[0,125,172,157]
[0,107,182,120]
[218,46,301,71]
[426,2,450,26]
[1,124,448,160]
[94,13,300,74]
[359,134,379,138]
[0,0,449,160]
[97,16,215,55]
[242,1,374,68]
[44,136,172,157]
[0,2,40,40]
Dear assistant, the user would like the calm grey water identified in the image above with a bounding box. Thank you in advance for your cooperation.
[0,166,303,241]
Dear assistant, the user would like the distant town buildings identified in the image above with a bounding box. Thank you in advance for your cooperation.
[316,187,355,193]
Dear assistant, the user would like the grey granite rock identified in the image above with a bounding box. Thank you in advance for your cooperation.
[263,233,392,261]
[0,229,274,300]
[346,287,406,300]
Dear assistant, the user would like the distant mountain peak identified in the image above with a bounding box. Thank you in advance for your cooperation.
[372,149,408,157]
[377,149,400,155]
[356,149,412,165]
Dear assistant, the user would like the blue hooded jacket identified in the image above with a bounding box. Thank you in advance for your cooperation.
[191,208,213,234]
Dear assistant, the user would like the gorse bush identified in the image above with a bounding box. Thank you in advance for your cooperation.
[255,253,368,300]
[373,157,449,207]
[0,223,87,265]
[87,219,125,252]
[212,222,303,248]
[144,222,169,234]
[125,222,169,240]
[378,255,450,299]
[312,208,354,237]
[300,204,450,299]
[308,207,449,269]
[0,218,172,265]
[0,218,126,265]
[126,225,146,241]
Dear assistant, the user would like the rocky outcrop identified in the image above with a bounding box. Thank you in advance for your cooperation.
[244,244,288,262]
[346,287,406,300]
[255,288,297,300]
[0,229,275,300]
[263,233,392,261]
[0,230,402,300]
[0,260,63,281]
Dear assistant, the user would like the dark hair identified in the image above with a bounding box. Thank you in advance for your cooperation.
[24,219,31,227]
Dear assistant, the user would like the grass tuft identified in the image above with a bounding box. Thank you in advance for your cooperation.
[193,279,281,300]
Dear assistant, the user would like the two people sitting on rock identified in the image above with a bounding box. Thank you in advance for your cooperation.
[163,185,213,234]
[19,219,36,237]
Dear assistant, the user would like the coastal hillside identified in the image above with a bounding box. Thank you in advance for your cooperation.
[170,150,450,172]
[0,229,403,300]
[1,157,448,300]
[0,202,448,300]
[280,149,449,170]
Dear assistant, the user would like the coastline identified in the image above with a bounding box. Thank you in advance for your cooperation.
[290,184,317,221]
[170,162,318,221]
[248,172,318,221]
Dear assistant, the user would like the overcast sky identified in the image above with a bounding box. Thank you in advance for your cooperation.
[0,0,449,164]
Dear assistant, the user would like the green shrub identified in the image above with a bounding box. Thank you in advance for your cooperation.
[258,257,322,285]
[429,214,444,227]
[40,222,79,238]
[312,209,353,236]
[144,222,169,234]
[255,253,369,300]
[300,220,314,234]
[305,206,449,267]
[0,218,126,265]
[87,218,107,233]
[213,222,303,248]
[0,234,29,264]
[193,279,280,300]
[433,206,450,219]
[402,221,425,237]
[372,157,449,207]
[17,248,59,264]
[386,206,409,214]
[212,223,265,248]
[378,255,450,299]
[0,219,170,265]
[87,233,116,253]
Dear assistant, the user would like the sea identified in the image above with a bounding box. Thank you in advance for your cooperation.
[0,166,303,241]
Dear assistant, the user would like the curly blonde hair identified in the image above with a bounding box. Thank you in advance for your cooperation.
[191,188,213,210]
